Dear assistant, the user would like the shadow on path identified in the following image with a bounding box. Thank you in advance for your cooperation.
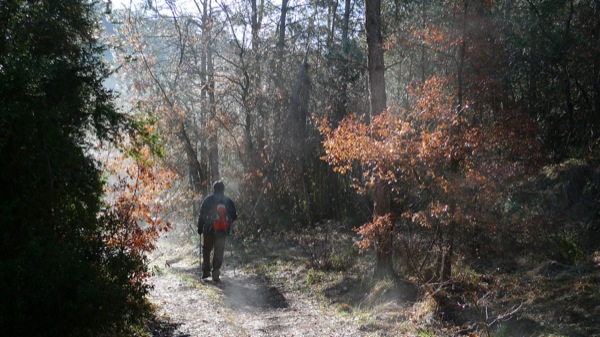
[169,265,288,311]
[149,319,190,337]
[222,274,289,310]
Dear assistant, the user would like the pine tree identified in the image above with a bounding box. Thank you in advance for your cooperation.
[0,1,149,335]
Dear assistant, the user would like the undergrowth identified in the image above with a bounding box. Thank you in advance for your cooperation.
[225,223,600,337]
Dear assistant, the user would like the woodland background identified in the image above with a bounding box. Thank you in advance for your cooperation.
[1,0,600,336]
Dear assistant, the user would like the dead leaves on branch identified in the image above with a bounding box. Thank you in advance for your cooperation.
[99,129,176,281]
[316,110,415,193]
[318,76,541,254]
[318,77,481,194]
[355,214,395,254]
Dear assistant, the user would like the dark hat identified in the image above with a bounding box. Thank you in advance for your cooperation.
[213,180,225,193]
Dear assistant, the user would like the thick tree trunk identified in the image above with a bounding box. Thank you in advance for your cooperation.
[365,0,387,121]
[365,0,392,278]
[335,0,351,125]
[342,0,351,46]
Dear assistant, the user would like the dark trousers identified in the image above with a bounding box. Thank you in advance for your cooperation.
[202,232,226,279]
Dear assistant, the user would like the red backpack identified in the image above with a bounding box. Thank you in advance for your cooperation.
[213,203,230,231]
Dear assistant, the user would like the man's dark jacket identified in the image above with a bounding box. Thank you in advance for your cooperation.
[197,192,237,235]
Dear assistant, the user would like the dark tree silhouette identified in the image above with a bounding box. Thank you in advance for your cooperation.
[0,1,150,336]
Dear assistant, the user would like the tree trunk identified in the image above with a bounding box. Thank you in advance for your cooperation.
[200,0,219,183]
[179,121,206,219]
[365,0,387,121]
[335,0,351,125]
[327,0,338,48]
[252,0,266,155]
[594,0,600,127]
[180,122,205,194]
[439,221,456,283]
[373,182,393,278]
[277,0,288,76]
[273,0,288,148]
[563,0,575,143]
[342,0,351,46]
[208,46,219,182]
[365,0,392,278]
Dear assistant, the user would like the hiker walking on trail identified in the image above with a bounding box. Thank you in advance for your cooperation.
[198,181,237,283]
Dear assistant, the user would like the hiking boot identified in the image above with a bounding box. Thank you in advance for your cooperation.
[201,272,211,279]
[212,276,220,283]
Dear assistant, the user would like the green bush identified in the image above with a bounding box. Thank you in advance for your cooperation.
[553,235,584,265]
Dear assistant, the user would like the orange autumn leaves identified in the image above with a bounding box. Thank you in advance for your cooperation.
[354,214,395,254]
[318,77,483,195]
[99,123,175,280]
[317,109,414,192]
[318,76,518,252]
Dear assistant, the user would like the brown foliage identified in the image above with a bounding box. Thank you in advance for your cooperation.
[100,140,175,281]
[319,75,541,277]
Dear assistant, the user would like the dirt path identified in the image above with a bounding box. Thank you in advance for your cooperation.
[147,241,366,337]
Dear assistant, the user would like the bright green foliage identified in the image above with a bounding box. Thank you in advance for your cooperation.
[0,1,150,336]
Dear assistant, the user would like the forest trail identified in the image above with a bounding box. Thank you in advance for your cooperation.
[147,238,366,337]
